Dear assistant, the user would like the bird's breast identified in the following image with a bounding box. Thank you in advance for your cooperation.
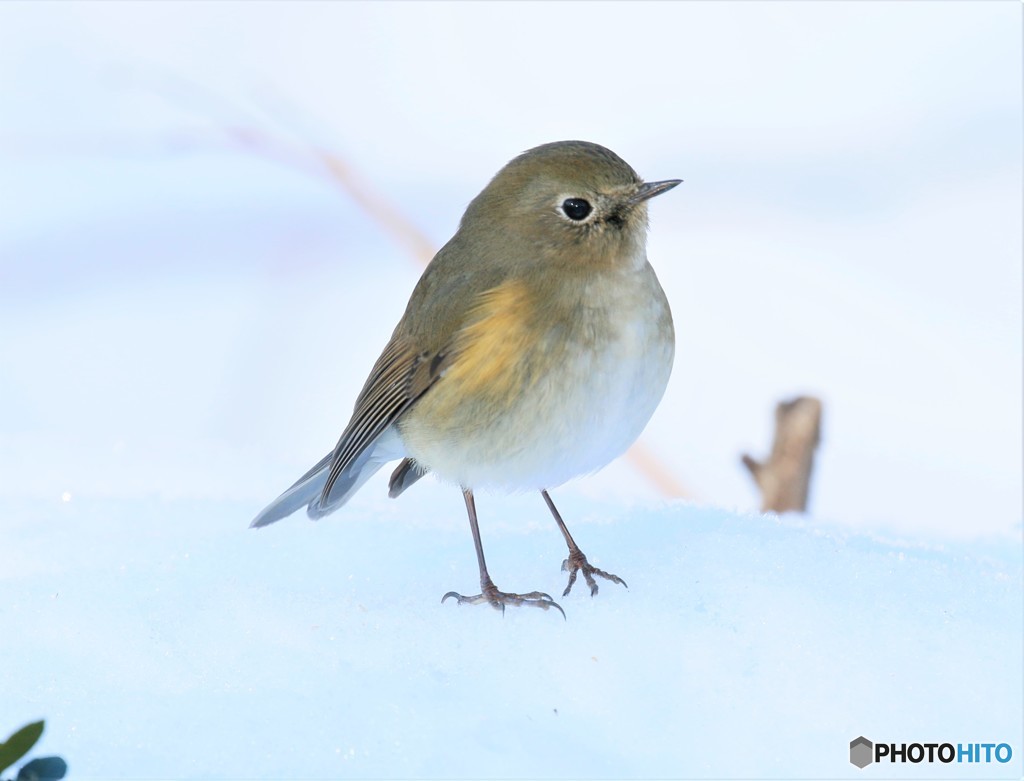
[398,261,674,490]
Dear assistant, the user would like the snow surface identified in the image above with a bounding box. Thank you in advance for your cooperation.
[3,491,1021,779]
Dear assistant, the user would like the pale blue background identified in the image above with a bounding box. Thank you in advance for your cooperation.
[1,1,1020,536]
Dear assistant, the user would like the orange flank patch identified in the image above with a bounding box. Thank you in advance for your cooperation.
[445,280,537,403]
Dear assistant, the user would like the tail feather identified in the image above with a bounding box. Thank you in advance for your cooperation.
[250,427,405,528]
[388,457,429,498]
[305,445,386,519]
[249,456,331,528]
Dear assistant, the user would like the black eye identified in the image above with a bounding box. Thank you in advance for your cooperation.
[561,198,592,221]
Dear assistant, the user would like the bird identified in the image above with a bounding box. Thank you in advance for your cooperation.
[251,140,679,616]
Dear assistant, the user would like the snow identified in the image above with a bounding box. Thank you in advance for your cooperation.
[1,2,1022,778]
[4,492,1021,779]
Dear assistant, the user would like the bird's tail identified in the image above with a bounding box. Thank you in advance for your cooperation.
[250,428,403,528]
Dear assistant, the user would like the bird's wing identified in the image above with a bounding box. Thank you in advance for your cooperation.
[319,336,451,509]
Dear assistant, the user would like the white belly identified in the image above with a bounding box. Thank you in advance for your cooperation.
[401,262,674,491]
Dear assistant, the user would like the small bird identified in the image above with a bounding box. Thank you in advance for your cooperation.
[251,140,679,616]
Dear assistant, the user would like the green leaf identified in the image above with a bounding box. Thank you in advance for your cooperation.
[17,756,68,781]
[0,721,44,775]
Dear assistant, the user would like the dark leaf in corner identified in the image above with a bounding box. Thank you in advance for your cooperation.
[0,722,44,775]
[17,756,68,781]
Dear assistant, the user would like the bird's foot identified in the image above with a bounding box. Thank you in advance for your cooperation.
[561,548,628,597]
[442,578,565,619]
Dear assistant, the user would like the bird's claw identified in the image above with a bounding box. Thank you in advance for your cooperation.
[442,583,565,619]
[561,549,628,597]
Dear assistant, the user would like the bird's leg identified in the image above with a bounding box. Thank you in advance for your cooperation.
[541,490,628,597]
[442,489,565,618]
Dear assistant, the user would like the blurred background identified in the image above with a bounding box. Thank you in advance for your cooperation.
[1,1,1020,540]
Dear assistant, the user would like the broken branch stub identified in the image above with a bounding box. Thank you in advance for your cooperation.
[741,396,823,513]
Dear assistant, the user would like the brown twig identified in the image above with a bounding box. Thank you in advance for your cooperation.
[316,151,436,266]
[742,396,822,512]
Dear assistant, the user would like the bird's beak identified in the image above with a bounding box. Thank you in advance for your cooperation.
[629,179,683,205]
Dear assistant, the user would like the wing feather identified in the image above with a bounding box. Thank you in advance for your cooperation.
[319,337,450,507]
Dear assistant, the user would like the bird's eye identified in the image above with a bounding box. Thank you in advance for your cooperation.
[561,198,592,221]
